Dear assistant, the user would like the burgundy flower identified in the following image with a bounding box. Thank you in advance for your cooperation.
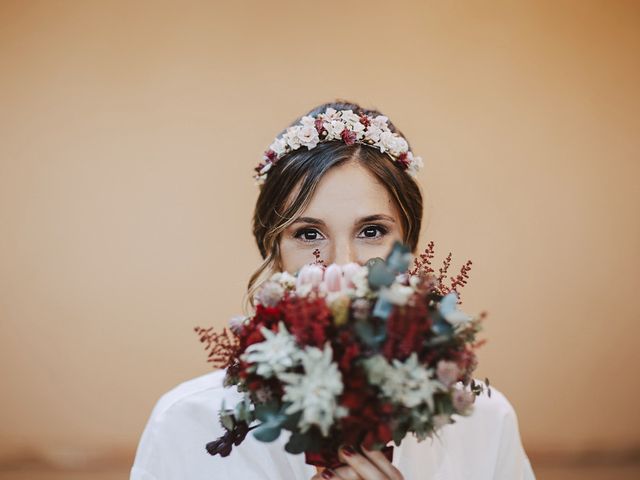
[341,129,357,145]
[359,114,371,127]
[396,152,410,169]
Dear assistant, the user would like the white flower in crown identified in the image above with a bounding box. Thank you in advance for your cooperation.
[339,110,366,140]
[406,152,424,177]
[378,131,409,156]
[283,126,302,150]
[254,107,424,185]
[324,118,345,140]
[298,125,320,149]
[269,137,287,157]
[323,107,341,122]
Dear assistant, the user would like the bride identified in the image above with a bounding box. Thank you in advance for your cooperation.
[130,100,536,479]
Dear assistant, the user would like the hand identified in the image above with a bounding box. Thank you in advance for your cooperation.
[310,445,403,480]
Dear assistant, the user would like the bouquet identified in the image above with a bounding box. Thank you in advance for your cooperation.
[194,241,491,469]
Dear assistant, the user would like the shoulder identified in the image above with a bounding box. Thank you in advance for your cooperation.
[469,378,520,422]
[149,368,228,420]
[131,369,241,480]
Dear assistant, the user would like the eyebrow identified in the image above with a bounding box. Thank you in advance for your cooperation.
[290,214,396,227]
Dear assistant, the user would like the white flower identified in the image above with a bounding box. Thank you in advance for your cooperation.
[339,109,361,127]
[298,124,320,149]
[365,124,385,143]
[378,131,408,156]
[228,315,248,335]
[363,353,445,411]
[241,322,301,378]
[300,115,316,128]
[350,266,370,297]
[270,271,297,290]
[283,126,302,149]
[370,114,390,130]
[405,152,424,177]
[278,343,347,436]
[379,282,415,306]
[269,137,288,156]
[323,108,340,122]
[323,119,345,140]
[255,280,285,307]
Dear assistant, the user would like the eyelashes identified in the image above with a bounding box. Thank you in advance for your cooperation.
[292,225,389,243]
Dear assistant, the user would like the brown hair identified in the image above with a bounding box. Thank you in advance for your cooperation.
[247,100,424,306]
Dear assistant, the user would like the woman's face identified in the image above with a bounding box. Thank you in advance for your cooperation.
[279,161,404,273]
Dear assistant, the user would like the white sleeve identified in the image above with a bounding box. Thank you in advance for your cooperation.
[492,401,536,480]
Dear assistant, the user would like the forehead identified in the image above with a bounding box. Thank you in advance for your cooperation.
[299,161,398,221]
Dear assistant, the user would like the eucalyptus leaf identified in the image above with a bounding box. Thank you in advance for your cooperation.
[354,319,386,348]
[385,241,411,273]
[252,423,282,442]
[254,401,280,422]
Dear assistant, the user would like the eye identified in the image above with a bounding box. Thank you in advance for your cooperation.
[294,228,325,242]
[357,225,388,239]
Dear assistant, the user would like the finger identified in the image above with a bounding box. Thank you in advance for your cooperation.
[330,465,362,480]
[310,467,360,480]
[338,446,385,480]
[361,445,403,480]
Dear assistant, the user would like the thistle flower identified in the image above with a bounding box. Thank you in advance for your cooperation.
[241,322,301,378]
[363,353,445,411]
[278,343,347,436]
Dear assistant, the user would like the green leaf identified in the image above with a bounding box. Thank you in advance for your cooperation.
[284,431,312,454]
[254,401,280,422]
[252,423,282,442]
[368,261,396,289]
[220,411,235,431]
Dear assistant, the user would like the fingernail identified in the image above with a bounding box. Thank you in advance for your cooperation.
[342,445,356,457]
[321,470,335,479]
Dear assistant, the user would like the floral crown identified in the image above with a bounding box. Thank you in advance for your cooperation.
[254,108,424,185]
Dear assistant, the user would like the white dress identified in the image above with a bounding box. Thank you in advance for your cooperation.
[130,369,536,479]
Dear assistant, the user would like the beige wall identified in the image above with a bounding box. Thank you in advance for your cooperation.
[1,0,638,469]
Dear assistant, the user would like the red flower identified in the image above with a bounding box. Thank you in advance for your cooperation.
[341,129,357,145]
[282,296,331,347]
[382,297,432,361]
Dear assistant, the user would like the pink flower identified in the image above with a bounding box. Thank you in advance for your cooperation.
[324,264,343,293]
[342,262,361,288]
[436,360,461,387]
[452,389,475,414]
[296,264,324,289]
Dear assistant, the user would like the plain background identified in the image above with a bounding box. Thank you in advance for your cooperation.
[1,0,639,473]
